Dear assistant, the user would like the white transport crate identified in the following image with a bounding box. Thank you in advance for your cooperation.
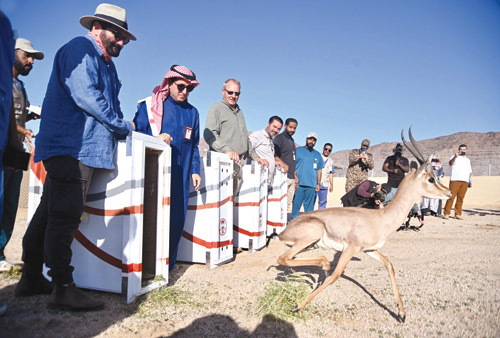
[178,151,234,268]
[28,132,171,303]
[266,169,288,236]
[233,162,268,252]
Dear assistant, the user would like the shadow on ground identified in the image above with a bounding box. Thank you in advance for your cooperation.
[0,280,143,338]
[169,313,298,337]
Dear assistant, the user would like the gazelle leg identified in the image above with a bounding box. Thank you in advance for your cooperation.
[365,250,406,323]
[278,241,331,271]
[293,245,360,312]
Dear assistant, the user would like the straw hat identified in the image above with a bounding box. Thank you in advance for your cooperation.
[80,3,136,41]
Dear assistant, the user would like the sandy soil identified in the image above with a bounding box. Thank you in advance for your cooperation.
[1,206,500,338]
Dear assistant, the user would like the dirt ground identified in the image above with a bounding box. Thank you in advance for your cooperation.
[1,206,499,338]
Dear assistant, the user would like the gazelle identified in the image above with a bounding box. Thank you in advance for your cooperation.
[277,129,452,322]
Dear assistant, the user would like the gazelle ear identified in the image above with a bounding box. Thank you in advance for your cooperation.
[416,155,433,178]
[425,154,434,173]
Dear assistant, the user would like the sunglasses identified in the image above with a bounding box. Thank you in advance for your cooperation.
[224,88,240,96]
[106,26,130,45]
[324,148,332,152]
[175,83,194,93]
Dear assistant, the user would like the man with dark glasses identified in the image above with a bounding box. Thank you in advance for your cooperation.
[315,143,335,209]
[134,64,201,270]
[204,78,267,194]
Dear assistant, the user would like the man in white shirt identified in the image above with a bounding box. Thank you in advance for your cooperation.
[443,144,472,220]
[249,116,285,184]
[316,143,335,209]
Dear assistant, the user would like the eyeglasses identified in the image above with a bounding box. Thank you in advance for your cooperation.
[324,148,332,152]
[224,88,240,96]
[175,83,195,93]
[106,26,130,45]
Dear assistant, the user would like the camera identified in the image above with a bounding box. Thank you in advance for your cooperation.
[460,151,466,156]
[373,192,386,202]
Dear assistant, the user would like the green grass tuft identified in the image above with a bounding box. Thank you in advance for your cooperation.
[3,265,22,279]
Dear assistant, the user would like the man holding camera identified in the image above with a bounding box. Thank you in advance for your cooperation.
[382,143,409,202]
[443,144,472,220]
[341,180,392,209]
[345,139,374,192]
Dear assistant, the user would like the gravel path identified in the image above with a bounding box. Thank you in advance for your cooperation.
[1,207,499,337]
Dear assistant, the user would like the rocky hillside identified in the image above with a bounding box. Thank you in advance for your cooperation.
[330,131,500,177]
[200,131,500,177]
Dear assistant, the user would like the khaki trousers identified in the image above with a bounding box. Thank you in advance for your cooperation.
[443,180,469,216]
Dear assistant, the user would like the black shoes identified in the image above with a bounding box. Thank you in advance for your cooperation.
[15,273,54,297]
[47,282,104,312]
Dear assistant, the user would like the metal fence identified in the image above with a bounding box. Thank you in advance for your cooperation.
[333,158,500,178]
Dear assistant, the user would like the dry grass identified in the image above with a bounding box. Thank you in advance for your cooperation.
[136,286,201,317]
[255,272,312,321]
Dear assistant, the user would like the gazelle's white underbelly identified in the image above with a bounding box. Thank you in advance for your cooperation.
[317,233,345,252]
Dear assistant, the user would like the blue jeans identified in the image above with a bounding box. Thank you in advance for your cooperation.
[0,167,22,260]
[315,188,328,209]
[291,185,316,220]
[384,187,397,206]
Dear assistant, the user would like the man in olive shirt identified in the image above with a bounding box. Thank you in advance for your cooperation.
[204,78,266,194]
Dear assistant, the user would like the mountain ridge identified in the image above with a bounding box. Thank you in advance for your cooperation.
[199,131,500,176]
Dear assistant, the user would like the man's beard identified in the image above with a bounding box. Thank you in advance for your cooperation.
[306,141,315,149]
[14,58,31,76]
[100,31,122,57]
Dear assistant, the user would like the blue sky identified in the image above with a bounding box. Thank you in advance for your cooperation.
[3,0,500,151]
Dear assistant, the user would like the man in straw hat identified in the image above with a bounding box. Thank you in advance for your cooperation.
[134,64,202,270]
[16,4,136,311]
[0,38,43,274]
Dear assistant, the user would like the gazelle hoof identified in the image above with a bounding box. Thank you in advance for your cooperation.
[291,306,299,313]
[398,314,406,323]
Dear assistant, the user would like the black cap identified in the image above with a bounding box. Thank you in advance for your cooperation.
[381,183,392,194]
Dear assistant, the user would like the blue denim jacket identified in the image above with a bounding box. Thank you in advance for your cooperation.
[34,35,133,169]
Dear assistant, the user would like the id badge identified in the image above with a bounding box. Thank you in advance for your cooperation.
[313,163,317,170]
[184,126,193,141]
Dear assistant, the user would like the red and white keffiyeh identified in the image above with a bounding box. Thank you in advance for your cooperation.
[88,32,112,62]
[150,65,200,133]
